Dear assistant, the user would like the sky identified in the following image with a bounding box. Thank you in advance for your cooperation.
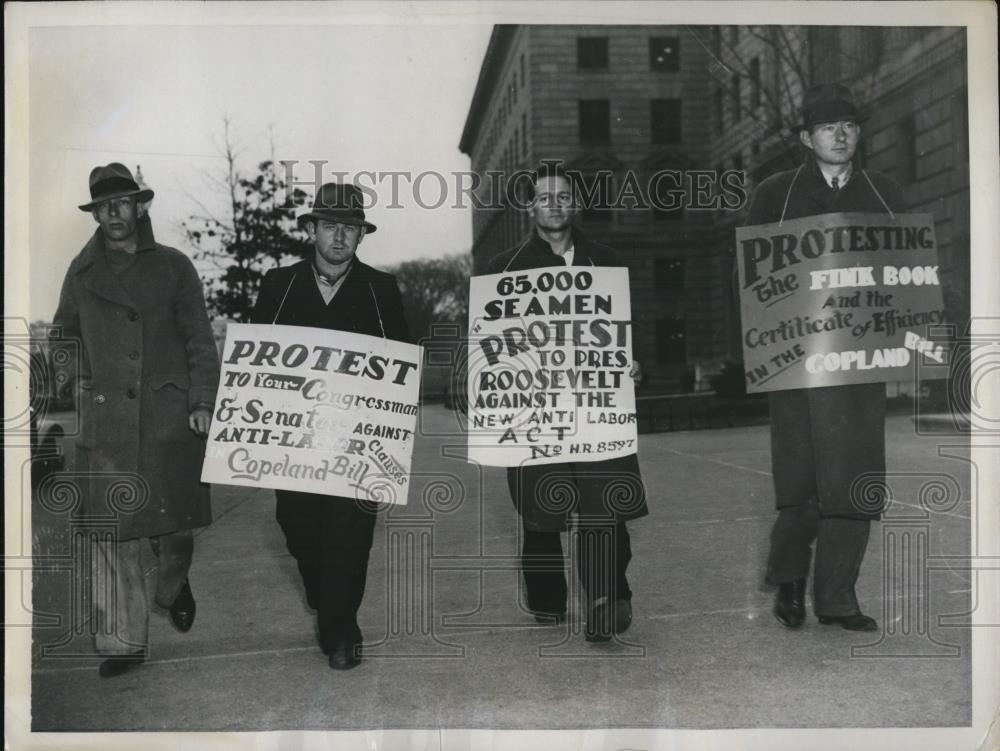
[27,21,493,320]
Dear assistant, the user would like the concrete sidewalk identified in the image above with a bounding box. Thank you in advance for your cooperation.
[29,406,972,731]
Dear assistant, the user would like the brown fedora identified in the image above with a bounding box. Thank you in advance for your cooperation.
[793,83,868,133]
[78,162,154,211]
[297,182,377,233]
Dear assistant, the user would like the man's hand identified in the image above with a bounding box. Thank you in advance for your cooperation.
[188,406,212,437]
[629,360,643,384]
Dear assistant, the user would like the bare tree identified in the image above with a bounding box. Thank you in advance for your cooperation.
[181,118,311,321]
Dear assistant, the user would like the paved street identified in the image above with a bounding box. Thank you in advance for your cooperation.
[28,405,972,731]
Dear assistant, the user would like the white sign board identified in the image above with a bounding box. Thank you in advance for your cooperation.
[202,323,421,505]
[467,266,638,467]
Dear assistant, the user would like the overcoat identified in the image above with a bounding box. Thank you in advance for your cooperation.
[52,216,220,540]
[485,229,649,532]
[745,158,905,520]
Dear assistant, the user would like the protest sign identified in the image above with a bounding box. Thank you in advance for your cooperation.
[467,266,637,467]
[201,323,421,505]
[736,212,947,393]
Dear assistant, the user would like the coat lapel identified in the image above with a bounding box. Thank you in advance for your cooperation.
[75,230,136,309]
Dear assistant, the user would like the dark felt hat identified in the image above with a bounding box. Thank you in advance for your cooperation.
[794,83,868,132]
[297,182,376,233]
[78,162,154,211]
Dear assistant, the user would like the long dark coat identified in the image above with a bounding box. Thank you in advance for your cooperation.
[745,158,904,519]
[485,229,649,532]
[52,216,220,540]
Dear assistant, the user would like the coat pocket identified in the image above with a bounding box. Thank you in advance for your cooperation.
[149,373,191,441]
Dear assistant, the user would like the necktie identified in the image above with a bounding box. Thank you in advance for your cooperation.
[832,177,840,190]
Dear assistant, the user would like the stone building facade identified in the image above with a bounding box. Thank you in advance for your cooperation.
[459,25,969,394]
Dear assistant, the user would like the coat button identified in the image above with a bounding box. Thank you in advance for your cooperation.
[126,388,137,399]
[128,311,140,322]
[129,352,140,360]
[94,394,106,405]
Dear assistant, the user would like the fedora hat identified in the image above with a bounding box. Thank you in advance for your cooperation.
[793,83,868,132]
[78,162,154,211]
[297,182,377,233]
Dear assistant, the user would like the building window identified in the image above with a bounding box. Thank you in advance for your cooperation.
[656,318,687,363]
[654,205,684,222]
[654,259,685,291]
[749,57,761,109]
[896,115,918,183]
[649,37,680,72]
[577,37,609,70]
[579,99,611,144]
[650,99,682,144]
[576,172,613,224]
[714,89,724,135]
[955,86,969,157]
[731,74,742,122]
[522,112,528,158]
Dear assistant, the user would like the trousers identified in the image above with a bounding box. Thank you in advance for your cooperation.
[765,495,871,616]
[92,529,193,655]
[520,518,633,616]
[275,491,377,652]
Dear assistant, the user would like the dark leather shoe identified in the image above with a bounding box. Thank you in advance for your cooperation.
[773,579,806,628]
[169,580,196,633]
[328,640,362,670]
[585,598,632,642]
[532,610,566,625]
[98,650,145,678]
[818,613,878,631]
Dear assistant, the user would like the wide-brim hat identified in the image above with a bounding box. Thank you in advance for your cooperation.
[78,162,154,211]
[792,83,868,132]
[296,182,377,233]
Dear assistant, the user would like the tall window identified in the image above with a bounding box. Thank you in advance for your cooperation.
[577,172,613,224]
[731,74,742,122]
[649,37,680,72]
[655,259,685,291]
[896,115,918,183]
[521,112,528,158]
[577,37,609,70]
[650,99,682,144]
[656,319,687,363]
[579,99,611,143]
[749,57,761,109]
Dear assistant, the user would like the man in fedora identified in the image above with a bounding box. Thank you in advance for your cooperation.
[52,163,220,676]
[250,182,409,670]
[744,84,905,632]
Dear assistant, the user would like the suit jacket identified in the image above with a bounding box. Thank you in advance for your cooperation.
[486,228,648,532]
[745,159,905,519]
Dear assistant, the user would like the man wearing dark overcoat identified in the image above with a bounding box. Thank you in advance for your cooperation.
[251,182,409,670]
[486,163,648,642]
[745,84,905,632]
[53,163,220,677]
